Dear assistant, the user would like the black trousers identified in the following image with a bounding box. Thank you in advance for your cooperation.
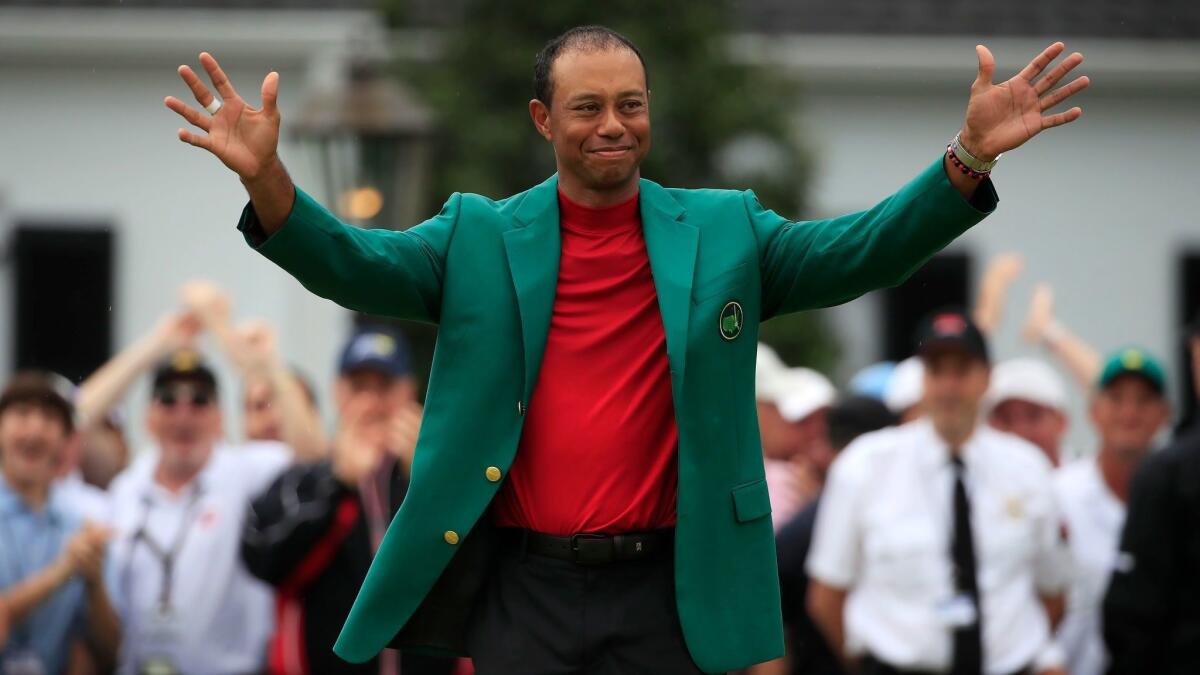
[465,534,712,675]
[860,655,1032,675]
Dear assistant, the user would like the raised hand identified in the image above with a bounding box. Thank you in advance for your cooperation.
[228,319,282,377]
[152,311,203,356]
[165,53,281,182]
[960,43,1090,161]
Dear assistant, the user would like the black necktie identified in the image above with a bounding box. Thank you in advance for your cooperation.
[950,454,983,675]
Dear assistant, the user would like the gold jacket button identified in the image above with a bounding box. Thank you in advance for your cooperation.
[485,466,502,482]
[443,530,460,545]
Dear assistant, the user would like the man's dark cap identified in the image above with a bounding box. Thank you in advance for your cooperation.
[914,308,990,364]
[152,350,218,394]
[338,326,411,378]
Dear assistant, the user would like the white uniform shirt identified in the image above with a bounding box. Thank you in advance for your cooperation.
[807,419,1069,674]
[1053,457,1125,675]
[106,442,290,675]
[53,471,112,524]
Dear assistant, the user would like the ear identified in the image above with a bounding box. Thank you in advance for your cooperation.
[529,98,553,141]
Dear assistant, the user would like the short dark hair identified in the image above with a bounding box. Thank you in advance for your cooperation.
[0,371,75,434]
[533,25,649,106]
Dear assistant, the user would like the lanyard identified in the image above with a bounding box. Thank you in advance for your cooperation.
[125,488,205,614]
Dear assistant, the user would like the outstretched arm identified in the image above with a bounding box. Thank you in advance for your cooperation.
[166,53,454,322]
[973,253,1025,336]
[757,43,1088,318]
[1024,283,1102,389]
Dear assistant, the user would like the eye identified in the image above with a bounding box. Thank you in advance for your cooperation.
[622,100,645,111]
[575,103,600,113]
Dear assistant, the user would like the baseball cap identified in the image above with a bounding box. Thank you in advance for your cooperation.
[1097,347,1167,394]
[755,343,836,422]
[152,350,218,394]
[0,371,76,433]
[883,356,924,415]
[848,361,896,402]
[985,357,1068,412]
[339,326,411,378]
[914,309,990,364]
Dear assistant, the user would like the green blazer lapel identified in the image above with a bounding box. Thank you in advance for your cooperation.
[639,178,698,392]
[504,175,561,400]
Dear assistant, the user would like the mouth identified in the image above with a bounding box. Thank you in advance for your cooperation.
[588,146,633,159]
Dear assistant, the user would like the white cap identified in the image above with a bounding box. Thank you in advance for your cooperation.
[756,343,836,422]
[884,356,924,415]
[985,357,1068,412]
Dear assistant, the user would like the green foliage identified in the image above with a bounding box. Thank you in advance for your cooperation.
[382,0,840,380]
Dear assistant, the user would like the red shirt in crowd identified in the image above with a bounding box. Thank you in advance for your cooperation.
[491,189,679,536]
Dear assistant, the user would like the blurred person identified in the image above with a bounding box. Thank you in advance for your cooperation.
[1103,327,1200,674]
[807,310,1069,675]
[34,372,115,525]
[180,280,328,457]
[166,22,1090,671]
[1053,348,1169,675]
[0,372,121,674]
[884,356,925,423]
[78,415,132,491]
[105,350,297,674]
[985,357,1070,465]
[755,396,896,675]
[242,327,454,675]
[757,344,837,529]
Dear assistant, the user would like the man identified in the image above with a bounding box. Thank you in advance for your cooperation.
[242,327,454,675]
[985,357,1070,465]
[106,350,295,674]
[1053,348,1170,675]
[757,343,837,529]
[1104,327,1200,673]
[807,310,1069,675]
[0,372,121,674]
[165,24,1088,672]
[766,395,895,675]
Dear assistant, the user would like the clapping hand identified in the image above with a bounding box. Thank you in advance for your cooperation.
[959,43,1090,161]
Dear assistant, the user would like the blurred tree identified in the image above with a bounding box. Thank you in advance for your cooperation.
[380,0,840,381]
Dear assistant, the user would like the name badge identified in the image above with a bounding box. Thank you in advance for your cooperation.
[935,593,979,629]
[2,650,46,675]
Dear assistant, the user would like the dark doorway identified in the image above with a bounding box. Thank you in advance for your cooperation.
[1178,251,1200,434]
[11,226,114,384]
[881,253,972,361]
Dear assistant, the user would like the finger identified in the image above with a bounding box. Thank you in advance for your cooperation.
[261,71,279,115]
[973,44,995,89]
[1034,52,1084,95]
[177,65,216,109]
[199,52,239,101]
[164,96,211,132]
[1041,106,1082,130]
[1017,42,1065,82]
[177,128,213,151]
[1039,75,1090,112]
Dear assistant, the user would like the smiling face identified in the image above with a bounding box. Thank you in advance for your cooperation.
[529,47,651,204]
[0,402,69,492]
[1090,375,1169,460]
[145,380,222,476]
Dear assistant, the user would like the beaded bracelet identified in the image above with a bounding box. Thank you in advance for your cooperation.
[945,145,990,180]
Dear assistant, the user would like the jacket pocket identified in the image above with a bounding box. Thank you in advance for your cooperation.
[731,478,772,523]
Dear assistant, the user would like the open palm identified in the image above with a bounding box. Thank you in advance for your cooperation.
[165,52,281,180]
[961,43,1090,160]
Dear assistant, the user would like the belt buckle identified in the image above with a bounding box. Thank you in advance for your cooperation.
[570,533,611,565]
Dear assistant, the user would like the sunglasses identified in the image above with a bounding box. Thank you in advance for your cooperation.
[153,387,215,409]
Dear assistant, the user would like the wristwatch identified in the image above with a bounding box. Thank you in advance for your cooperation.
[951,132,1001,173]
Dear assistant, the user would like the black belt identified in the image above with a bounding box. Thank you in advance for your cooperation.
[500,527,674,565]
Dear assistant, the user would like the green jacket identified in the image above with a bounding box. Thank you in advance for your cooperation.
[239,155,996,673]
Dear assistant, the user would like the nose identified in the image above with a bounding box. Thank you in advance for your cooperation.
[597,106,625,138]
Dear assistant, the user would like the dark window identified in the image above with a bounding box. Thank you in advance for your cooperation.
[1178,251,1200,433]
[11,226,114,384]
[881,253,972,361]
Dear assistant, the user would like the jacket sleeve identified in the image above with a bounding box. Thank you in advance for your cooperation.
[749,155,997,320]
[238,188,461,323]
[1102,451,1177,674]
[240,462,350,586]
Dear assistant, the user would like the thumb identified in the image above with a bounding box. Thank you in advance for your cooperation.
[974,44,995,89]
[261,71,279,115]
